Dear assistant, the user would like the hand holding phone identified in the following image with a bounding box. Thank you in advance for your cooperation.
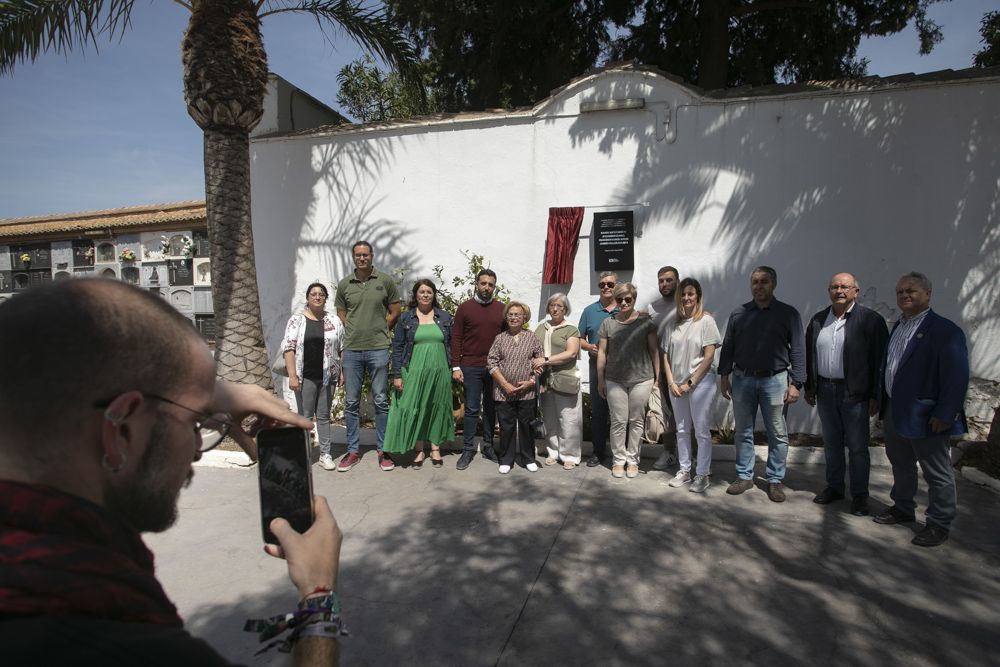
[257,427,315,544]
[265,495,343,598]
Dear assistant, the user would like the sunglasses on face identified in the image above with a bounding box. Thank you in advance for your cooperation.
[615,297,633,304]
[599,282,616,289]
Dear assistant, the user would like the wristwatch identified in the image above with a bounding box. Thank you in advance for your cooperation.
[791,381,803,390]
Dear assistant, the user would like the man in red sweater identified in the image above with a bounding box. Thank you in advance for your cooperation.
[452,269,506,469]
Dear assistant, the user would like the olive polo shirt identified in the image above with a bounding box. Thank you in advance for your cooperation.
[334,268,400,351]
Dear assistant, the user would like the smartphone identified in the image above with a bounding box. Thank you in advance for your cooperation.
[257,427,315,544]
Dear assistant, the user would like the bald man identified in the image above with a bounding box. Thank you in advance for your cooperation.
[804,272,889,516]
[0,280,342,665]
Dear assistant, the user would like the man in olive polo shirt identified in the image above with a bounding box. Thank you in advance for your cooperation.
[335,241,401,472]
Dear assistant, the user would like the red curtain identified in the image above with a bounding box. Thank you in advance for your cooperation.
[543,207,584,284]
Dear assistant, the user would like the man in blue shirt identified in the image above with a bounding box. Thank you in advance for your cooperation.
[719,266,805,502]
[577,271,619,467]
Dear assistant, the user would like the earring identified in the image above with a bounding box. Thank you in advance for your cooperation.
[104,408,124,425]
[101,451,127,473]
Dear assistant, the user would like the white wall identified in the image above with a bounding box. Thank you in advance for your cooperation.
[251,68,1000,432]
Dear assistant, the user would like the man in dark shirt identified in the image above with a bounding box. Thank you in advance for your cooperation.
[451,269,506,469]
[0,280,343,666]
[719,266,805,502]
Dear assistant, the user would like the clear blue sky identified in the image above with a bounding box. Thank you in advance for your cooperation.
[0,0,992,219]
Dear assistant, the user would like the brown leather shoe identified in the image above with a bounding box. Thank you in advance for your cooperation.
[726,479,754,495]
[873,506,916,525]
[767,482,786,503]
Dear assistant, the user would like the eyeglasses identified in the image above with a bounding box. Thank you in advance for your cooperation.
[506,313,525,319]
[94,393,232,453]
[598,282,616,289]
[615,297,633,304]
[828,284,857,292]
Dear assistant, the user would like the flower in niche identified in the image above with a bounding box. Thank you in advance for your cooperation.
[119,248,137,262]
[19,253,31,264]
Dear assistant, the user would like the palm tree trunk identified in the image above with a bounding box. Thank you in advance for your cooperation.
[203,126,269,387]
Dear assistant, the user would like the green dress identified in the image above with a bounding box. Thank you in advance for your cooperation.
[383,324,456,452]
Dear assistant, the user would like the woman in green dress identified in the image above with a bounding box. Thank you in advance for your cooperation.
[385,279,455,467]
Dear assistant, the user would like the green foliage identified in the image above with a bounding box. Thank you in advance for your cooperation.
[715,410,735,445]
[974,11,1000,68]
[385,0,948,107]
[336,54,439,122]
[431,250,511,315]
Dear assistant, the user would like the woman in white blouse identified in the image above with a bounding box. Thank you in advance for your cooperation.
[663,278,721,493]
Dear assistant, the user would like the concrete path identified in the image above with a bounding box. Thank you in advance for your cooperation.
[147,450,1000,666]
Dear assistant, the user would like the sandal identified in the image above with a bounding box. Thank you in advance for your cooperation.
[431,449,443,468]
[544,457,558,466]
[563,461,576,470]
[412,451,426,469]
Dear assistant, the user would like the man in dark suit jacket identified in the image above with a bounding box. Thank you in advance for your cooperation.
[874,272,969,547]
[805,272,889,516]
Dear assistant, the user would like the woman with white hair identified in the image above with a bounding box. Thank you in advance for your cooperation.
[534,293,582,469]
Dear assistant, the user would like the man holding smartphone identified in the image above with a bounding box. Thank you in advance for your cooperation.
[0,280,345,666]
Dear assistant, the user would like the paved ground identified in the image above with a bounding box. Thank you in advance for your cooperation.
[147,444,1000,667]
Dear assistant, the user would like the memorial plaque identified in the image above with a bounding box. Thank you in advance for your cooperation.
[193,231,211,257]
[193,258,211,286]
[0,247,11,271]
[121,266,140,285]
[593,211,634,271]
[0,271,11,292]
[141,261,166,287]
[196,314,216,342]
[51,241,73,269]
[170,287,193,312]
[72,241,95,267]
[29,269,52,286]
[194,286,213,313]
[73,267,96,279]
[169,259,194,286]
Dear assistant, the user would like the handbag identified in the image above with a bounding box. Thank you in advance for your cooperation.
[529,376,547,439]
[271,350,289,377]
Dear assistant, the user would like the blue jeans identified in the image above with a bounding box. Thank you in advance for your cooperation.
[815,380,870,497]
[461,366,496,452]
[588,357,610,458]
[732,368,789,482]
[342,349,390,453]
[883,403,957,529]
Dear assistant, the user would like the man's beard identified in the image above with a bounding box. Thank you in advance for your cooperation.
[104,416,192,533]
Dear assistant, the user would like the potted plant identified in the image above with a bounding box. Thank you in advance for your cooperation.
[119,248,137,263]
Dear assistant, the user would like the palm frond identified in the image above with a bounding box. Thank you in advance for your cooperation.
[258,0,418,82]
[0,0,137,76]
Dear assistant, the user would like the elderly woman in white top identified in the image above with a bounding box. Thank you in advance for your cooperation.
[282,282,344,471]
[534,293,582,469]
[662,277,721,493]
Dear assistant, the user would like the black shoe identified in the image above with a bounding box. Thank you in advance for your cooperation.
[586,454,601,467]
[481,445,499,463]
[456,450,476,470]
[873,506,916,525]
[850,496,870,516]
[812,487,845,505]
[912,523,949,547]
[767,482,786,503]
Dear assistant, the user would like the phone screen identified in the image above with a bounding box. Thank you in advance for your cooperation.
[257,427,314,544]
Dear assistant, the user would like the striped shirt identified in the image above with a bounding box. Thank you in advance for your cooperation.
[884,308,930,397]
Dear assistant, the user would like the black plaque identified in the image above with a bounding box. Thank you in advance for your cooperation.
[168,259,194,286]
[0,271,11,292]
[593,211,634,271]
[72,241,95,267]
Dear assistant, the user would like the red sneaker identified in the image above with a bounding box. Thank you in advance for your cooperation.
[378,452,395,471]
[337,452,360,472]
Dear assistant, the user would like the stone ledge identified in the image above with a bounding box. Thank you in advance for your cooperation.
[959,466,1000,494]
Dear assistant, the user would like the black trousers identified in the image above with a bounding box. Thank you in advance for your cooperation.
[496,399,538,467]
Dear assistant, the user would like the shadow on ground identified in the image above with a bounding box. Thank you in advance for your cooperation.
[148,458,1000,667]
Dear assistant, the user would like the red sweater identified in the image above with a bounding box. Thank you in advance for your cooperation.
[451,299,505,368]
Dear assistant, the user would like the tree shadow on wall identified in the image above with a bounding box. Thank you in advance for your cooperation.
[560,78,999,379]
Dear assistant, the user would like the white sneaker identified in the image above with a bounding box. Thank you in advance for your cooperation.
[318,454,336,470]
[499,464,512,474]
[690,474,710,493]
[668,469,692,487]
[526,462,539,472]
[653,450,677,471]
